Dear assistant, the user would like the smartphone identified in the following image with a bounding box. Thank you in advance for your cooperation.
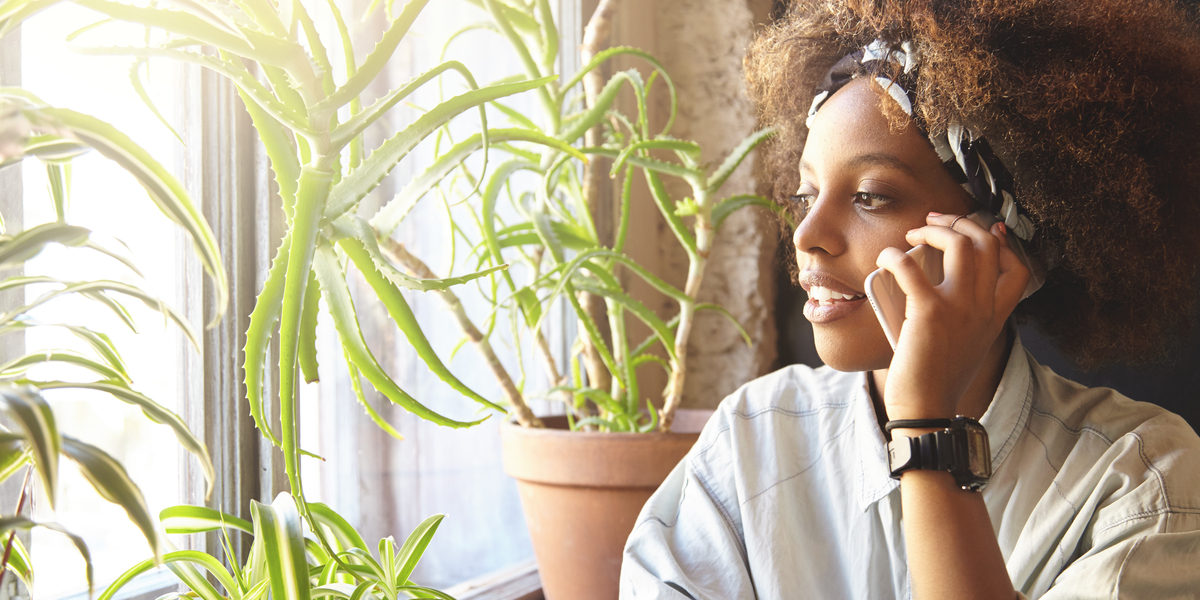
[865,211,999,349]
[865,244,944,350]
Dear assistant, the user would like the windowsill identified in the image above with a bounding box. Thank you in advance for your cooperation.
[444,559,543,600]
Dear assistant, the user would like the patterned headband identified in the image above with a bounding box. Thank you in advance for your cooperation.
[806,40,1036,242]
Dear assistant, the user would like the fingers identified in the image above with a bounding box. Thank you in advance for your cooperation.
[906,212,997,300]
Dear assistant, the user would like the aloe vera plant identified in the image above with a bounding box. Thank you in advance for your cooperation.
[371,0,785,433]
[0,92,222,592]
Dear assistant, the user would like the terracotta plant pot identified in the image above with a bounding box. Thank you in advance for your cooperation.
[501,409,713,600]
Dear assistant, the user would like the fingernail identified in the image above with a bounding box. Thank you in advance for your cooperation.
[907,228,919,235]
[998,222,1007,235]
[928,211,943,217]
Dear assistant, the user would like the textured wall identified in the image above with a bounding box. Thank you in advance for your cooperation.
[612,0,779,409]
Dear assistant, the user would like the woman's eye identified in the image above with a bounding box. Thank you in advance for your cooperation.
[854,191,891,209]
[788,193,815,218]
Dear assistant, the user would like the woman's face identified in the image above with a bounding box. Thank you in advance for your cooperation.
[794,78,973,372]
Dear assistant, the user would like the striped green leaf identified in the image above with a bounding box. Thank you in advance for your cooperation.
[0,349,129,382]
[307,502,368,553]
[392,513,443,587]
[253,493,311,600]
[0,222,89,270]
[60,436,157,558]
[100,551,231,600]
[16,104,228,324]
[0,517,91,595]
[0,386,59,508]
[31,381,213,499]
[160,504,254,535]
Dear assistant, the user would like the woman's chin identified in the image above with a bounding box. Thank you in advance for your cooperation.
[811,318,893,373]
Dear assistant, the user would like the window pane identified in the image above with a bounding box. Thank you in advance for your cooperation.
[19,5,187,596]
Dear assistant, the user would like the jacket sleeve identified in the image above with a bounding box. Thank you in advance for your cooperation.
[620,411,757,600]
[1036,512,1200,599]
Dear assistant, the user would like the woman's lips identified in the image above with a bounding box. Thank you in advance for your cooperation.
[802,284,868,324]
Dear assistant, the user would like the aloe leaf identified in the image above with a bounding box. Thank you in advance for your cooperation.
[481,0,554,119]
[129,58,183,145]
[0,386,59,509]
[71,0,300,71]
[299,270,321,384]
[697,302,751,347]
[460,0,537,33]
[317,0,431,113]
[711,194,788,231]
[235,83,299,215]
[644,170,697,256]
[561,69,649,144]
[0,0,61,39]
[243,231,289,449]
[572,279,676,361]
[322,76,555,221]
[0,518,91,595]
[311,243,484,429]
[370,128,584,237]
[705,127,775,195]
[560,46,678,135]
[611,139,701,176]
[327,60,477,152]
[28,106,227,324]
[480,160,536,293]
[307,502,368,552]
[534,0,556,72]
[392,513,442,587]
[0,222,89,269]
[78,46,310,135]
[59,436,158,559]
[31,381,214,499]
[0,350,129,382]
[293,1,335,96]
[160,504,254,535]
[338,235,502,412]
[155,0,251,44]
[277,167,334,499]
[489,100,539,131]
[342,342,404,441]
[253,494,311,600]
[330,216,507,292]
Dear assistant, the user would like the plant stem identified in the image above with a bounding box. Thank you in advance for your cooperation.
[659,191,713,432]
[378,238,543,428]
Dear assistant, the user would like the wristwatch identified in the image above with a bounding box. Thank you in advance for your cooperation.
[887,416,992,491]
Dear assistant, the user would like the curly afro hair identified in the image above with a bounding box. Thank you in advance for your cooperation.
[746,0,1200,367]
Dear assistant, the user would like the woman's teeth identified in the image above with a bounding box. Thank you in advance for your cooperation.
[808,286,864,305]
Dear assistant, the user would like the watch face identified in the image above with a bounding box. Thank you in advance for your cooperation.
[966,426,991,478]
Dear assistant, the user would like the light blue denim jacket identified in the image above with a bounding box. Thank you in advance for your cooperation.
[621,336,1200,599]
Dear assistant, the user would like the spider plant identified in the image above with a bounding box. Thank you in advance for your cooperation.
[0,91,221,593]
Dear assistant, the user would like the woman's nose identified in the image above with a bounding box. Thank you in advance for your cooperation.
[793,194,847,258]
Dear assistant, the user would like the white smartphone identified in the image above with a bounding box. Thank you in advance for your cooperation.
[865,211,999,349]
[864,244,944,350]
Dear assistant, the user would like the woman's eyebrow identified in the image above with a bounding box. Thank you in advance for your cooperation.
[848,152,916,177]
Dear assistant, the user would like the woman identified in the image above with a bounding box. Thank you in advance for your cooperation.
[621,1,1200,598]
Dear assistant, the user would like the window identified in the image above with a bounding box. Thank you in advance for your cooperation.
[4,0,585,595]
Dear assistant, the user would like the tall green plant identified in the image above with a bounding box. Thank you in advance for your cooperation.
[374,0,787,432]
